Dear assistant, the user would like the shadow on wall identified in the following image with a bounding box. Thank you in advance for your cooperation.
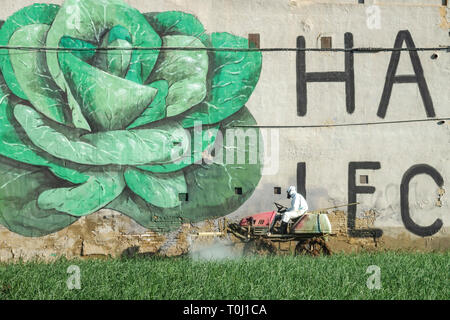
[120,246,160,258]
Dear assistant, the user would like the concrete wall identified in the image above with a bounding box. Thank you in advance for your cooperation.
[0,0,448,260]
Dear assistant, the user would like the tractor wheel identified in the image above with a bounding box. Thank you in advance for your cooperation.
[243,238,276,256]
[295,237,331,256]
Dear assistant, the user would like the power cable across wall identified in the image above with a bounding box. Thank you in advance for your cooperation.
[0,46,448,53]
[231,117,450,128]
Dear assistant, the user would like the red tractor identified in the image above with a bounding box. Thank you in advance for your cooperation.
[201,202,357,256]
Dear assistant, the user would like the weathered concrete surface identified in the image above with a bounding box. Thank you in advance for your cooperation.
[326,210,450,252]
[0,0,448,261]
[0,209,162,262]
[1,208,448,262]
[0,209,189,261]
[0,208,230,261]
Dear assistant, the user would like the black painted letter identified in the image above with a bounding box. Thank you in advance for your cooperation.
[400,164,444,237]
[377,30,435,118]
[296,162,306,198]
[296,33,355,116]
[348,162,383,238]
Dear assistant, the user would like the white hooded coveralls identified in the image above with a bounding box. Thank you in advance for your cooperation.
[282,186,308,223]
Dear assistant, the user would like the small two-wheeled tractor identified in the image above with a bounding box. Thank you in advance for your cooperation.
[193,202,358,256]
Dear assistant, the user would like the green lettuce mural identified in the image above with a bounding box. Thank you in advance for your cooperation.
[0,0,262,237]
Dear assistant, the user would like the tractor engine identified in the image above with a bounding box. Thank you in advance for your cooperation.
[239,211,276,235]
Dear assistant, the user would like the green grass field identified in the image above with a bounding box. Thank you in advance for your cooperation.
[0,252,448,300]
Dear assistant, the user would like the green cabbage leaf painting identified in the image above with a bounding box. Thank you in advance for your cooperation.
[0,0,262,237]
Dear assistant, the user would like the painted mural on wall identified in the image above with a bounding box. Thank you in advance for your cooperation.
[0,0,263,237]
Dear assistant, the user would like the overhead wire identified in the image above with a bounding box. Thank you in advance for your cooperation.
[0,46,448,53]
[231,118,450,128]
[0,46,447,128]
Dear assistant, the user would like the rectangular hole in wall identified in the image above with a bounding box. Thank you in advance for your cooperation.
[179,193,188,201]
[321,36,332,49]
[358,0,365,4]
[360,175,369,184]
[248,33,260,49]
[274,187,281,195]
[235,187,243,195]
[443,0,448,6]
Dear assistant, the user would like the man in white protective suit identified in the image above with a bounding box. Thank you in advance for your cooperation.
[279,186,308,234]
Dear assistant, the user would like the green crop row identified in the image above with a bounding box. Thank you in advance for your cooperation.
[0,252,448,300]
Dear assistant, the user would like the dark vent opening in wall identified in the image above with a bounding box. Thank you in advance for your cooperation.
[360,175,369,184]
[235,187,243,195]
[358,0,365,4]
[179,193,188,201]
[248,33,260,49]
[274,187,281,195]
[442,0,447,6]
[321,36,332,49]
